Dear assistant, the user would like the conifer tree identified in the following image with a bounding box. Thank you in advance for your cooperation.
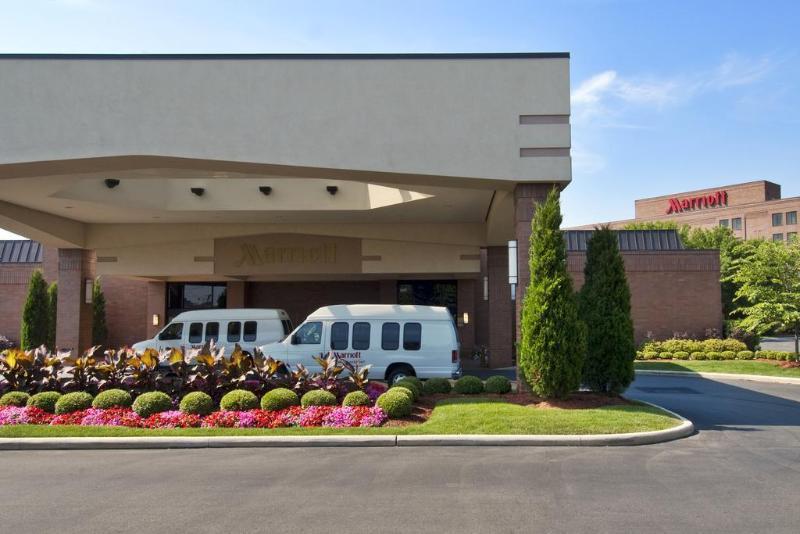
[518,188,586,398]
[46,281,58,349]
[92,277,108,346]
[579,227,635,394]
[20,270,49,349]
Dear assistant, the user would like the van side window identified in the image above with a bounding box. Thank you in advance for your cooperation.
[188,322,203,344]
[205,322,220,342]
[331,322,349,350]
[352,322,370,350]
[227,322,241,342]
[243,321,258,342]
[294,322,322,344]
[281,319,292,336]
[381,322,400,350]
[158,322,183,341]
[403,323,422,351]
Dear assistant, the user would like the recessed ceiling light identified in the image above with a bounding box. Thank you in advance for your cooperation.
[326,186,339,196]
[104,178,120,189]
[191,187,205,197]
[259,186,272,196]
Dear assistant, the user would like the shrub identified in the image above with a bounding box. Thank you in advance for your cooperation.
[706,351,722,361]
[423,377,452,395]
[736,350,754,360]
[301,389,337,408]
[132,391,171,417]
[261,388,300,411]
[180,391,215,415]
[658,352,673,360]
[398,376,423,392]
[720,351,737,360]
[27,391,62,413]
[376,389,412,418]
[691,352,707,361]
[92,389,133,409]
[642,351,658,360]
[20,270,49,350]
[92,278,108,346]
[55,391,93,414]
[0,391,31,407]
[518,188,586,399]
[342,390,371,407]
[389,386,414,402]
[220,389,259,411]
[454,375,484,394]
[393,379,420,401]
[484,375,511,394]
[661,339,704,353]
[673,351,690,360]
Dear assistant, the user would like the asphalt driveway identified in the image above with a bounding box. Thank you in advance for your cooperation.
[0,374,798,533]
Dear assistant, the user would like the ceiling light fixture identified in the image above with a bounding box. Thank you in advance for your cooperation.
[326,186,338,196]
[259,186,272,196]
[104,178,120,189]
[191,187,205,197]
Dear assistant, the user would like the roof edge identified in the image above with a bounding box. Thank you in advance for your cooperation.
[0,52,570,60]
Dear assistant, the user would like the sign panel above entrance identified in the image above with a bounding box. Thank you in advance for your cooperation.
[214,234,362,276]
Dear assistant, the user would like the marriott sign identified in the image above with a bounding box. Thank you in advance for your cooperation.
[666,190,728,214]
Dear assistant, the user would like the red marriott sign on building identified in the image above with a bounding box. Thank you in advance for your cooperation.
[666,190,728,214]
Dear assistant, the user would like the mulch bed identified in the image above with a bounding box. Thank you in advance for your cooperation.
[385,391,633,426]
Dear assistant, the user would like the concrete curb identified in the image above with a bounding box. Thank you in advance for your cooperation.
[0,401,693,450]
[636,369,800,386]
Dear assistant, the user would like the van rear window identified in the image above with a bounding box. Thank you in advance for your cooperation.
[331,322,349,350]
[403,323,421,351]
[381,322,399,350]
[243,321,257,342]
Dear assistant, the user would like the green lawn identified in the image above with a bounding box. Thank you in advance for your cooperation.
[636,360,800,377]
[0,398,679,437]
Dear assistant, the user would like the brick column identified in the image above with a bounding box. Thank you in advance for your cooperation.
[55,249,95,353]
[227,281,246,308]
[146,281,166,339]
[456,278,476,358]
[486,246,513,368]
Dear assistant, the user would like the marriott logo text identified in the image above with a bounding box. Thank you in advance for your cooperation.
[666,190,728,214]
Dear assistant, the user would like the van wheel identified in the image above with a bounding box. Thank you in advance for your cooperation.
[386,365,415,386]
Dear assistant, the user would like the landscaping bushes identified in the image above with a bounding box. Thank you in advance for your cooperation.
[132,391,171,417]
[0,391,30,407]
[454,375,484,394]
[301,389,337,408]
[55,392,93,414]
[261,388,300,411]
[393,379,420,400]
[27,391,61,413]
[389,386,414,402]
[635,337,772,361]
[484,375,511,394]
[92,389,132,409]
[342,390,370,407]
[220,389,259,411]
[423,377,452,395]
[376,389,412,418]
[180,392,215,416]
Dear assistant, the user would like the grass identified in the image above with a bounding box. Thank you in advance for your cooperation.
[0,398,679,438]
[636,359,800,377]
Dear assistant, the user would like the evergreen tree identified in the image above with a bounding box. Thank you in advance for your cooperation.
[92,277,108,346]
[20,270,49,349]
[46,281,58,349]
[579,227,635,394]
[518,188,586,399]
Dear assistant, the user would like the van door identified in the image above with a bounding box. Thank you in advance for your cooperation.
[156,322,185,352]
[286,321,325,370]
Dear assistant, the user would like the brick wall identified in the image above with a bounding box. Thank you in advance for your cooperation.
[100,276,149,348]
[568,250,723,344]
[0,264,39,344]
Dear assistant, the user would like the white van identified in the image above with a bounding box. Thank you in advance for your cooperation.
[259,304,461,384]
[132,309,292,355]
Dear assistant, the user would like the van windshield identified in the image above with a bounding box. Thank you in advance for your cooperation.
[158,322,183,341]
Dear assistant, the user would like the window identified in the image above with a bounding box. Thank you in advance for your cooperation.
[331,322,349,350]
[243,321,258,342]
[227,321,241,342]
[158,322,183,341]
[294,322,322,345]
[166,282,228,321]
[787,211,798,225]
[397,280,458,317]
[381,322,400,350]
[403,322,422,351]
[188,322,203,343]
[352,322,371,350]
[281,319,293,336]
[718,219,729,228]
[772,213,783,226]
[772,233,784,242]
[205,322,219,342]
[788,232,798,242]
[731,217,742,231]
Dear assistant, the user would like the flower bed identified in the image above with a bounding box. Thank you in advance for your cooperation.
[0,405,386,429]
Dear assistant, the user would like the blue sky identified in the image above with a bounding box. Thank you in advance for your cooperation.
[1,0,798,238]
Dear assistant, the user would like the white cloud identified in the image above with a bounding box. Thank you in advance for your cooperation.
[572,53,777,126]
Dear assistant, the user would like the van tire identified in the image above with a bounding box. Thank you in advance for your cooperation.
[386,364,415,386]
